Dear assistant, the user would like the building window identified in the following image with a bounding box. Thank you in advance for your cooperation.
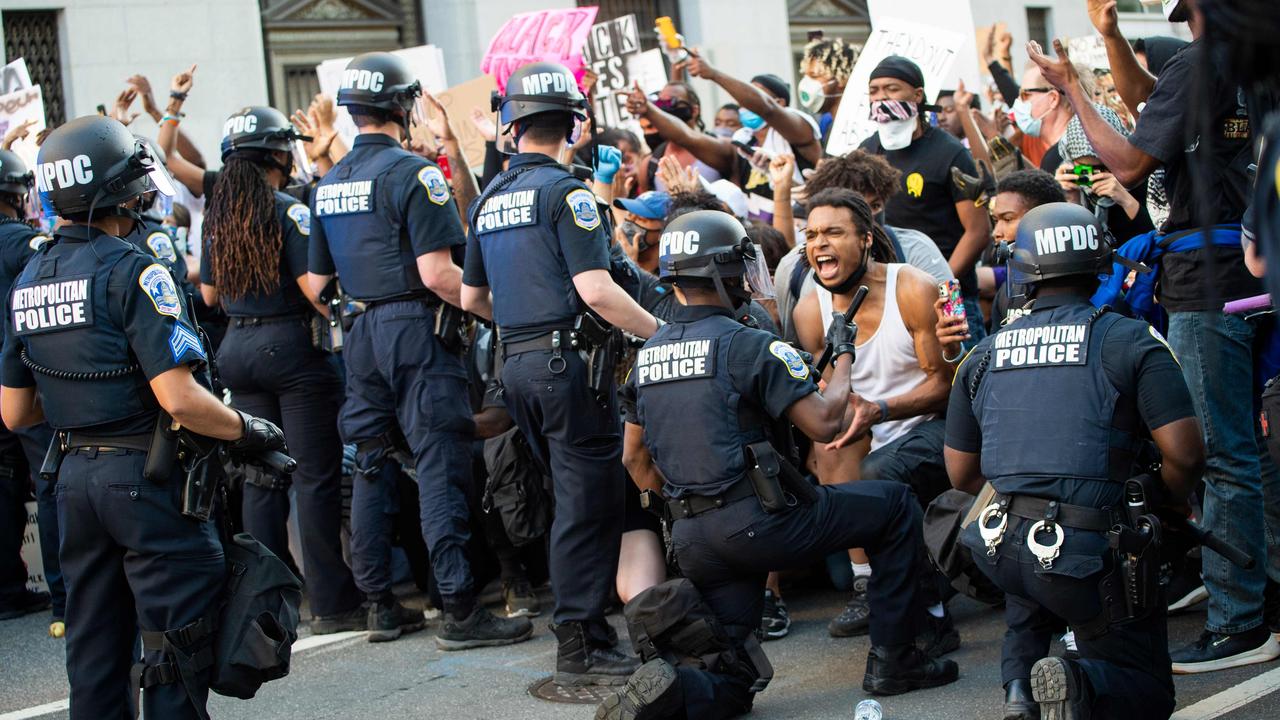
[2,10,65,125]
[282,66,321,121]
[1026,7,1051,51]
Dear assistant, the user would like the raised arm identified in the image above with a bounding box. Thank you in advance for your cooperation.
[1087,0,1156,117]
[624,82,736,175]
[155,65,206,196]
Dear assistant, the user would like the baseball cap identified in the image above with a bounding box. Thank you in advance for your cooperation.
[612,190,672,220]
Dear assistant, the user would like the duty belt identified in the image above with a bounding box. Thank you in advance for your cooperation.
[229,314,307,328]
[977,493,1122,569]
[667,481,756,520]
[500,329,579,360]
[61,431,152,453]
[363,293,440,310]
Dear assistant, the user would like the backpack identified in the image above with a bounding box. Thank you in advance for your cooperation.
[482,426,553,546]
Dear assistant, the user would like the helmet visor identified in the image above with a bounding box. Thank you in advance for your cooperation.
[291,140,314,185]
[743,242,775,299]
[141,154,177,198]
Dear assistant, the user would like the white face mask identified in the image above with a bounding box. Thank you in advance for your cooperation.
[877,118,917,150]
[798,76,827,113]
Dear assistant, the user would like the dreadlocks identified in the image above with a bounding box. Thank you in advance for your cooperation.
[203,154,281,301]
[801,37,858,88]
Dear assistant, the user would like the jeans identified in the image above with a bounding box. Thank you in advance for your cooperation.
[1166,311,1280,633]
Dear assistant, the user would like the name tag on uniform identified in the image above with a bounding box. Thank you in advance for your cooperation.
[314,180,376,216]
[11,275,93,336]
[991,323,1089,370]
[474,189,538,234]
[635,339,716,386]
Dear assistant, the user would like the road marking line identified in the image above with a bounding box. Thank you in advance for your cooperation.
[0,631,371,719]
[1170,665,1280,720]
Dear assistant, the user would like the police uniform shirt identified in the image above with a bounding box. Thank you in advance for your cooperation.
[200,192,311,316]
[945,294,1194,506]
[630,304,815,498]
[1,225,207,433]
[463,153,611,342]
[308,134,465,301]
[0,218,50,344]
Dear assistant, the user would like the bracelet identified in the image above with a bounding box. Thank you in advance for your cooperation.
[169,90,188,101]
[942,347,965,363]
[875,399,890,424]
[161,114,181,125]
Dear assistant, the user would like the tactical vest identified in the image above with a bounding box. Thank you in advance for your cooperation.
[11,233,158,429]
[0,218,46,343]
[216,193,310,317]
[634,313,769,499]
[313,143,431,302]
[470,156,586,335]
[972,302,1135,499]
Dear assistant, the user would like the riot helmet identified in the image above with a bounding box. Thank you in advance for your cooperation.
[220,106,308,171]
[494,62,589,149]
[0,149,33,212]
[659,210,773,308]
[1008,202,1146,287]
[337,52,421,133]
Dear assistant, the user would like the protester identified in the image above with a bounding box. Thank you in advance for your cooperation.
[799,35,858,142]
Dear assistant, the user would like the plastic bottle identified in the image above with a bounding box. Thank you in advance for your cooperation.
[854,698,882,720]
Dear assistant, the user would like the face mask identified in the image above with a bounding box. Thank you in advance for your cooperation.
[798,76,827,113]
[870,100,919,151]
[1011,97,1044,137]
[620,219,655,252]
[712,126,736,139]
[644,132,663,151]
[738,108,766,131]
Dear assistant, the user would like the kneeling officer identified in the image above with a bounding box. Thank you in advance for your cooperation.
[599,210,958,720]
[945,202,1204,720]
[1,115,287,719]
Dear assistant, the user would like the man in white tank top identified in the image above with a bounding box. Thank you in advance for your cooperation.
[793,188,960,655]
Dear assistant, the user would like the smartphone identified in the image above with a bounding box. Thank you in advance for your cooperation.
[1072,164,1095,187]
[939,279,966,321]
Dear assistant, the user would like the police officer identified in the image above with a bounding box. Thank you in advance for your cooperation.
[200,106,366,634]
[308,51,532,648]
[0,115,287,719]
[461,60,661,685]
[598,210,958,720]
[946,203,1205,719]
[127,137,194,295]
[0,148,63,633]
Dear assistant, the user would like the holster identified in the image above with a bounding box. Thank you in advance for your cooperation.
[745,441,817,513]
[574,312,619,400]
[434,302,469,354]
[39,433,67,483]
[144,413,180,485]
[177,432,225,522]
[355,429,413,481]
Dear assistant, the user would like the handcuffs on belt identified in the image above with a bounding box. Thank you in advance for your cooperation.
[977,500,1065,569]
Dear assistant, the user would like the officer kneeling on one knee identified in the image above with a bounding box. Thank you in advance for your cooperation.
[0,115,287,719]
[596,210,958,720]
[945,202,1205,720]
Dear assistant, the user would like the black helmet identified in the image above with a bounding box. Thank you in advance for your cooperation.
[36,115,175,219]
[336,52,421,117]
[495,61,589,127]
[659,210,753,283]
[220,106,307,162]
[1009,202,1145,286]
[135,134,166,166]
[0,149,33,196]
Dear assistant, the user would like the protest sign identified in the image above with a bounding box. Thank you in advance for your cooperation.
[825,18,962,156]
[481,6,599,93]
[868,0,980,92]
[21,502,48,594]
[0,85,47,170]
[431,74,498,170]
[0,58,32,96]
[582,15,664,133]
[316,44,448,146]
[1067,35,1110,72]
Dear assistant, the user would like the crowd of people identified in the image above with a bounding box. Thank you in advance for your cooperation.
[1,0,1279,718]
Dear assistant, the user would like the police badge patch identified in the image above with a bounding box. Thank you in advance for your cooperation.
[566,189,601,230]
[286,203,311,235]
[769,340,810,380]
[418,166,450,206]
[139,263,181,317]
[146,231,178,262]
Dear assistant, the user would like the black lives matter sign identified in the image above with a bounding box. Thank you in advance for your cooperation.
[582,15,645,129]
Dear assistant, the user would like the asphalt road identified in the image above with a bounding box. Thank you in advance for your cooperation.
[2,584,1279,720]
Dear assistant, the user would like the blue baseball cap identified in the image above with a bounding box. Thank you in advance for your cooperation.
[612,191,672,221]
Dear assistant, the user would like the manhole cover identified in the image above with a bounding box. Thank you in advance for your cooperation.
[528,676,617,704]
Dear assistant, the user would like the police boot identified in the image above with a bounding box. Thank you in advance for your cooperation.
[861,643,959,696]
[367,596,426,643]
[594,659,683,720]
[436,606,533,650]
[1004,678,1040,720]
[554,621,641,686]
[1030,657,1091,720]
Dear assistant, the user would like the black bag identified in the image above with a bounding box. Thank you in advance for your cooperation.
[482,426,552,546]
[923,489,1004,606]
[1261,374,1280,469]
[210,533,303,699]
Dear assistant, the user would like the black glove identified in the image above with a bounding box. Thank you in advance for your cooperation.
[950,163,996,207]
[230,410,287,454]
[825,311,857,362]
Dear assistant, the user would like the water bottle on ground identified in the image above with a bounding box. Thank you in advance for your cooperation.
[855,698,882,720]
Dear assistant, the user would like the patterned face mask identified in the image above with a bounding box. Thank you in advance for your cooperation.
[869,99,919,124]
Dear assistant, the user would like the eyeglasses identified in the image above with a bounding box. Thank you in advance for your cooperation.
[1018,87,1054,102]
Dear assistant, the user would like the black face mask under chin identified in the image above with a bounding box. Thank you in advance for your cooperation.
[644,132,663,150]
[813,243,870,295]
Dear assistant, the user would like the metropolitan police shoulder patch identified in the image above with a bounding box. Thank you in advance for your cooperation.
[146,231,177,262]
[769,340,810,380]
[286,203,311,235]
[418,166,450,206]
[138,263,181,318]
[566,188,601,230]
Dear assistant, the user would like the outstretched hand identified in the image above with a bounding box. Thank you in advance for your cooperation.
[1026,40,1078,96]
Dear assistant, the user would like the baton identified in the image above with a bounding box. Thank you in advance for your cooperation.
[815,285,869,375]
[258,450,298,476]
[1175,516,1255,570]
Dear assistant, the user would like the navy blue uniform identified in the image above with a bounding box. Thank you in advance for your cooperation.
[309,133,476,607]
[0,217,61,620]
[463,152,624,633]
[1,225,222,719]
[948,294,1194,719]
[631,304,924,718]
[201,192,360,619]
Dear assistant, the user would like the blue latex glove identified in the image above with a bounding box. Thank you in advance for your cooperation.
[594,145,623,184]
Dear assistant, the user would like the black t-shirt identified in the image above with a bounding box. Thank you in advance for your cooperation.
[860,125,977,259]
[1039,144,1063,175]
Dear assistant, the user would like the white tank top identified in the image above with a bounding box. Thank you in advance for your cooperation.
[817,264,935,451]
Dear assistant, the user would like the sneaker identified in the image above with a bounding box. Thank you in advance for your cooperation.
[0,590,51,620]
[917,610,961,658]
[311,605,368,635]
[504,580,541,618]
[829,576,871,638]
[1031,656,1092,720]
[760,590,790,640]
[1264,579,1280,639]
[1170,626,1280,674]
[1166,566,1208,613]
[862,643,959,696]
[367,599,426,643]
[436,606,533,650]
[594,659,683,720]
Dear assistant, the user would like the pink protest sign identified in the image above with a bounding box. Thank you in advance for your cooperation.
[482,6,599,93]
